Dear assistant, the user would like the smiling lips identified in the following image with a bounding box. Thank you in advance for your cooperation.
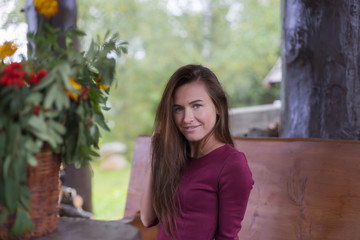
[183,125,200,132]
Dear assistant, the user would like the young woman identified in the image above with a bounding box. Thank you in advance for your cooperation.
[141,64,254,239]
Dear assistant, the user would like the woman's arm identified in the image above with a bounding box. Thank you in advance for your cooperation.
[140,162,158,227]
[215,152,254,239]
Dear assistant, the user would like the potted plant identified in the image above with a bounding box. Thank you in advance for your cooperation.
[0,0,127,237]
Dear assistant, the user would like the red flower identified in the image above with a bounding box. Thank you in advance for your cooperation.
[85,118,93,129]
[33,105,41,115]
[29,73,37,84]
[38,69,47,80]
[81,86,88,96]
[0,62,26,87]
[80,86,89,101]
[28,69,47,85]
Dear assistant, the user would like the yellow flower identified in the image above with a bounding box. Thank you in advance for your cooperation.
[0,41,18,60]
[65,77,81,100]
[68,77,82,90]
[33,0,58,19]
[96,74,109,90]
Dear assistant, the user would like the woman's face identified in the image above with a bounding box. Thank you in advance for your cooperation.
[173,80,218,144]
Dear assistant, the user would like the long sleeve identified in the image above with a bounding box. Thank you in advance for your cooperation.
[215,152,254,240]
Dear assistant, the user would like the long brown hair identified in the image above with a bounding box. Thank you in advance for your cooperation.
[151,64,233,236]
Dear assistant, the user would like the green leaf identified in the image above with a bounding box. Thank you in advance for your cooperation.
[54,83,70,110]
[43,84,58,109]
[4,176,17,212]
[0,207,8,224]
[12,154,28,183]
[31,71,55,91]
[77,105,86,117]
[85,40,97,59]
[20,186,31,198]
[24,138,42,154]
[7,123,19,154]
[3,156,11,178]
[10,206,34,236]
[25,92,43,105]
[44,109,61,118]
[47,127,63,145]
[27,115,46,133]
[27,154,38,167]
[27,116,59,148]
[66,27,86,37]
[0,180,5,203]
[48,120,66,135]
[0,129,5,156]
[87,148,99,157]
[93,112,110,131]
[20,194,30,210]
[58,63,72,88]
[102,106,111,111]
[91,125,100,143]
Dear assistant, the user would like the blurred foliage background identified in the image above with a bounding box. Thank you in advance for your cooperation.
[1,0,281,219]
[76,0,282,155]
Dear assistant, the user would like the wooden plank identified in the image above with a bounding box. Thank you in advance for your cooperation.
[124,136,152,218]
[236,137,360,240]
[31,217,141,240]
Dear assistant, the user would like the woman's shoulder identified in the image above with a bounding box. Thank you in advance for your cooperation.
[219,144,250,173]
[218,145,254,187]
[221,144,247,160]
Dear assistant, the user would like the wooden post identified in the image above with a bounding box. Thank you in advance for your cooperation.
[280,0,360,140]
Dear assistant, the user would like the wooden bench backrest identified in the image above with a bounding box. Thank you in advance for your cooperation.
[125,136,360,239]
[124,136,152,218]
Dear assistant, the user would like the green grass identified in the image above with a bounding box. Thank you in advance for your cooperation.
[90,160,131,220]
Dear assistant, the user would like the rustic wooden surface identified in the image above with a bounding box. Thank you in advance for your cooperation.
[236,137,360,240]
[124,136,151,218]
[30,217,141,240]
[125,136,360,240]
[124,136,158,240]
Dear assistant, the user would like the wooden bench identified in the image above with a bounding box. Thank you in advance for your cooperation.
[124,135,360,240]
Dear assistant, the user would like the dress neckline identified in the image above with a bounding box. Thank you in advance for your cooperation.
[188,144,228,161]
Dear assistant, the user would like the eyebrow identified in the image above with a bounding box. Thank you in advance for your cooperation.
[189,99,203,104]
[173,99,203,107]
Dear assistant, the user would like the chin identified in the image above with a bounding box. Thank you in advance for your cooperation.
[184,135,205,143]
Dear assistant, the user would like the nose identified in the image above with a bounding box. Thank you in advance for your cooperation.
[183,108,194,123]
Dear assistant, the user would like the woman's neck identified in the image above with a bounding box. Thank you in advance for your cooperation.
[189,136,224,158]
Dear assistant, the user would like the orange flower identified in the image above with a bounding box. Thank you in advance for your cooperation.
[33,0,58,19]
[0,41,17,60]
[65,77,82,100]
[96,74,109,90]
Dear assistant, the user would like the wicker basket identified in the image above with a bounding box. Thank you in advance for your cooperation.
[0,146,61,239]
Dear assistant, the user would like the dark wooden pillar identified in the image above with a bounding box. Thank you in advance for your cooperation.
[281,0,360,140]
[25,0,92,212]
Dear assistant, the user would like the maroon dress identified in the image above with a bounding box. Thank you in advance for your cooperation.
[156,144,254,240]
